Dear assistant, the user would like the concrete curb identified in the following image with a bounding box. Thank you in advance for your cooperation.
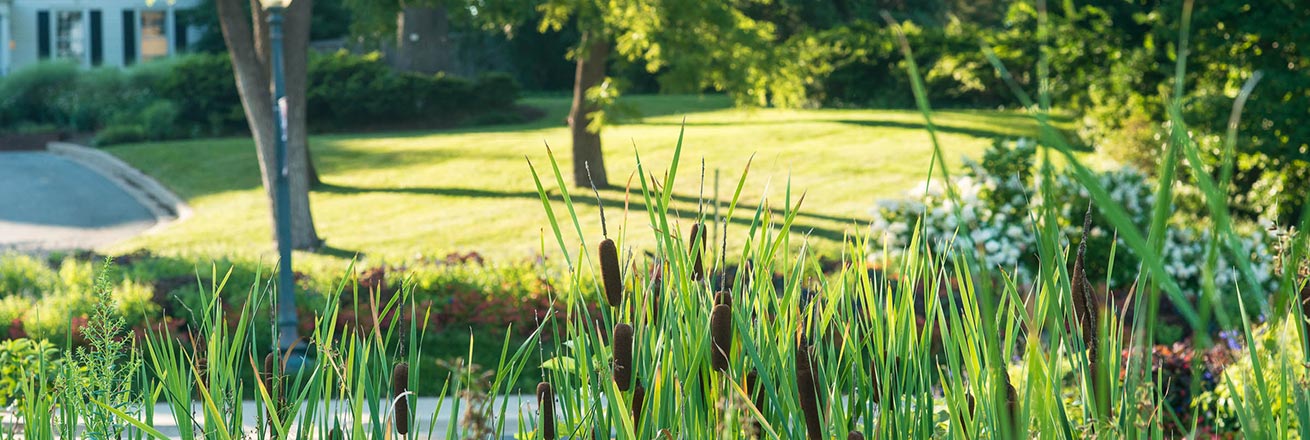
[47,142,192,233]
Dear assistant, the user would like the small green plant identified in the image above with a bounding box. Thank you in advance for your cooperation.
[0,338,59,406]
[66,260,143,439]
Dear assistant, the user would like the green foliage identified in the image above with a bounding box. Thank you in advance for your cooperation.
[0,253,58,297]
[470,72,521,109]
[306,51,522,128]
[0,339,60,406]
[140,100,181,141]
[69,262,143,438]
[1197,320,1308,432]
[94,124,148,146]
[0,62,80,129]
[153,53,244,136]
[0,51,524,142]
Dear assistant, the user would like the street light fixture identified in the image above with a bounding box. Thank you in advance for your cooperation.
[259,0,310,371]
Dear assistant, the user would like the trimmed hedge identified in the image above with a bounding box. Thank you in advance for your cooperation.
[0,51,522,145]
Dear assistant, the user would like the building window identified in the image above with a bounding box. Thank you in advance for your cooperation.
[139,10,167,61]
[54,11,85,61]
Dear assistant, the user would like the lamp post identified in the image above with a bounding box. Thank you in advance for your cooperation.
[261,0,310,371]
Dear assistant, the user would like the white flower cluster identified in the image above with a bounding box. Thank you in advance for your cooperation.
[869,138,1280,298]
[1161,224,1279,300]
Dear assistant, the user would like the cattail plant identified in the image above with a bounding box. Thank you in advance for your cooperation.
[600,239,623,308]
[263,352,280,435]
[392,362,410,435]
[795,344,823,440]
[869,359,881,405]
[848,432,865,440]
[587,162,623,309]
[1005,380,1020,434]
[649,261,664,322]
[632,382,646,430]
[746,369,766,430]
[710,304,733,372]
[537,382,556,440]
[1071,205,1102,415]
[690,223,706,281]
[613,323,634,391]
[714,291,732,308]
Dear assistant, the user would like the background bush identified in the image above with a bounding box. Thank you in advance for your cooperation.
[868,138,1280,334]
[307,51,521,129]
[0,52,523,142]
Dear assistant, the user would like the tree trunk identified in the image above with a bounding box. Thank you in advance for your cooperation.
[568,32,609,188]
[395,6,453,74]
[217,0,321,250]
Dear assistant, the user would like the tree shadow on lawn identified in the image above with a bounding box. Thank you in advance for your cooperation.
[636,113,1089,151]
[317,183,863,245]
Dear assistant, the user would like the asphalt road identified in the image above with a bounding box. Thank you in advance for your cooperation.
[0,151,156,251]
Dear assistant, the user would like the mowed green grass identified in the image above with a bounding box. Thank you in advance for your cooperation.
[106,94,1065,267]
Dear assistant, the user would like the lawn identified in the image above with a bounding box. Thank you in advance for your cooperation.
[106,94,1068,267]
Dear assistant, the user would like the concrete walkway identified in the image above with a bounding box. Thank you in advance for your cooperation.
[0,145,186,252]
[142,396,532,439]
[3,396,535,439]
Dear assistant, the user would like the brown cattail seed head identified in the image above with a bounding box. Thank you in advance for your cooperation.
[392,362,410,435]
[714,291,732,308]
[710,304,733,372]
[537,382,556,440]
[796,345,823,440]
[649,262,664,322]
[600,239,623,308]
[632,382,646,429]
[848,433,865,440]
[690,223,706,281]
[263,352,279,431]
[1005,380,1020,432]
[867,356,882,404]
[613,323,634,391]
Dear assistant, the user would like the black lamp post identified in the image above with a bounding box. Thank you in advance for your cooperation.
[263,0,310,371]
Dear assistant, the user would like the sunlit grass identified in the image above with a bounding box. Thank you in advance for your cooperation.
[105,95,1072,269]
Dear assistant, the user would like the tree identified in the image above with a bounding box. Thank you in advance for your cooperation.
[347,0,817,187]
[213,0,321,249]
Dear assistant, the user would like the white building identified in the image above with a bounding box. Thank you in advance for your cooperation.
[0,0,202,75]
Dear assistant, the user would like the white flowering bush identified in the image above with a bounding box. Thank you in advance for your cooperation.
[869,138,1280,302]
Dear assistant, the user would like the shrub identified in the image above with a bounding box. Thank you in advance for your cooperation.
[0,338,60,405]
[307,51,408,125]
[94,125,148,146]
[407,72,474,118]
[868,138,1280,304]
[307,51,520,129]
[140,100,180,140]
[0,62,80,129]
[0,253,57,298]
[471,72,521,109]
[51,68,129,132]
[154,53,243,136]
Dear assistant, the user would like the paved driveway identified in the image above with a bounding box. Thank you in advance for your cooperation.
[0,152,156,251]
